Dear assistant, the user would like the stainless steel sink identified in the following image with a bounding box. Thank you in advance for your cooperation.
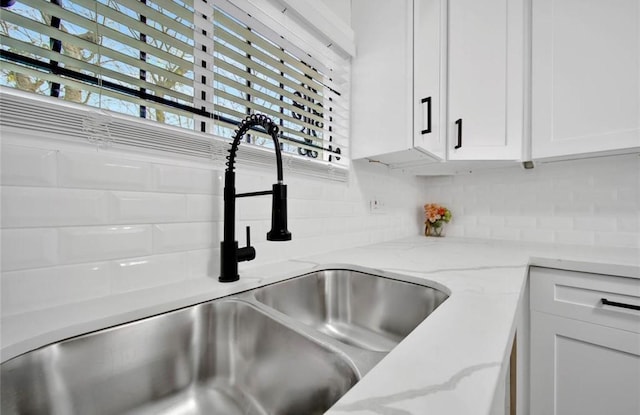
[253,269,448,352]
[1,300,357,415]
[1,267,448,414]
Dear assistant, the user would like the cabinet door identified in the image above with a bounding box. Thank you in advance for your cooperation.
[532,0,640,159]
[447,0,524,161]
[350,0,413,160]
[413,0,446,160]
[531,311,640,415]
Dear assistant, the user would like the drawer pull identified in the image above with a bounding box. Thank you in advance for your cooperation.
[601,298,640,311]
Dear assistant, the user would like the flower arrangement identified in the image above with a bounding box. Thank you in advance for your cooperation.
[424,203,452,236]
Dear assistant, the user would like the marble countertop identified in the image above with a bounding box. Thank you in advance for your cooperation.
[2,236,638,414]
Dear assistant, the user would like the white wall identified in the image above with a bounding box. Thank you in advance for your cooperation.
[421,155,640,248]
[0,135,424,316]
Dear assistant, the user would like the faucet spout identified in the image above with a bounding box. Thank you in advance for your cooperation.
[219,114,291,283]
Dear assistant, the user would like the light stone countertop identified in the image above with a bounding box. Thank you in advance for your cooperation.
[1,236,638,415]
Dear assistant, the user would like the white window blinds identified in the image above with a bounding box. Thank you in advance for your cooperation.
[0,0,349,176]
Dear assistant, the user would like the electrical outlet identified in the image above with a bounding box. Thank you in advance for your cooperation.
[369,198,385,213]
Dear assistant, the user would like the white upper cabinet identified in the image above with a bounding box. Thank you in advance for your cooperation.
[447,0,524,160]
[351,0,524,167]
[531,0,640,159]
[351,0,443,164]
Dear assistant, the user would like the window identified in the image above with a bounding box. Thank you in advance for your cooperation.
[0,0,350,178]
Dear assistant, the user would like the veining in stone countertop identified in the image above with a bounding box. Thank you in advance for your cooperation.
[1,236,639,415]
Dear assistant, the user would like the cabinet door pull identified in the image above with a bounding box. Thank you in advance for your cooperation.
[454,118,462,149]
[421,97,432,134]
[601,298,640,311]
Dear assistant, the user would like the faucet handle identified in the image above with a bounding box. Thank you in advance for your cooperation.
[237,226,256,262]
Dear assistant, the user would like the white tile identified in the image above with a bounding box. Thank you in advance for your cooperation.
[572,189,616,204]
[478,216,505,227]
[153,222,216,253]
[1,187,108,227]
[58,152,151,190]
[1,262,110,315]
[617,215,639,233]
[151,164,221,194]
[464,226,491,239]
[489,227,521,241]
[58,225,152,264]
[109,252,188,293]
[1,145,57,187]
[554,230,595,246]
[187,249,219,279]
[108,191,187,224]
[237,196,272,221]
[520,228,554,243]
[553,202,594,216]
[1,228,58,271]
[594,232,640,249]
[187,194,223,222]
[535,216,574,230]
[505,216,537,228]
[235,171,268,194]
[574,216,614,232]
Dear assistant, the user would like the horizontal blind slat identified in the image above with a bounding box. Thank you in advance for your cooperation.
[214,11,328,87]
[213,41,325,105]
[214,73,326,129]
[1,36,194,103]
[214,58,326,116]
[1,10,191,87]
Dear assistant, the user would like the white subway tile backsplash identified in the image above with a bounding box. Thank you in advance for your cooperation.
[553,202,594,216]
[1,262,111,315]
[478,216,505,227]
[617,215,640,233]
[187,248,219,279]
[58,152,151,190]
[505,216,537,229]
[424,156,638,246]
[109,252,188,293]
[464,226,491,239]
[153,222,216,253]
[572,189,616,204]
[1,228,58,271]
[574,216,613,232]
[237,197,272,221]
[1,145,57,187]
[535,216,574,230]
[594,232,640,249]
[151,164,221,194]
[1,187,108,228]
[554,230,595,246]
[187,194,223,222]
[520,228,554,243]
[489,227,521,241]
[58,225,152,264]
[108,191,187,223]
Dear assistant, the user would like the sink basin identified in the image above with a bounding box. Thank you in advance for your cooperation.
[1,300,358,415]
[253,269,448,352]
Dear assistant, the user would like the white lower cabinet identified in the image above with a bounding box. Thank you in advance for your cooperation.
[529,267,640,415]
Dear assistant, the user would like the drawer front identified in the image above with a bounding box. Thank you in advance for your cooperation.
[530,267,640,333]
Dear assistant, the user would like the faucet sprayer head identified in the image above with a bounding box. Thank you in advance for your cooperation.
[267,182,291,241]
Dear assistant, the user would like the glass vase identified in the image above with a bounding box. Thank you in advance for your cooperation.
[425,221,445,237]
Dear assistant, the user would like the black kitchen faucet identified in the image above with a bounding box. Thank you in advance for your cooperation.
[219,114,292,283]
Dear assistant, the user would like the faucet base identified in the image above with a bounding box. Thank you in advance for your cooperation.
[219,275,239,283]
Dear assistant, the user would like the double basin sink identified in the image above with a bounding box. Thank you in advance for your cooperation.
[2,268,448,414]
